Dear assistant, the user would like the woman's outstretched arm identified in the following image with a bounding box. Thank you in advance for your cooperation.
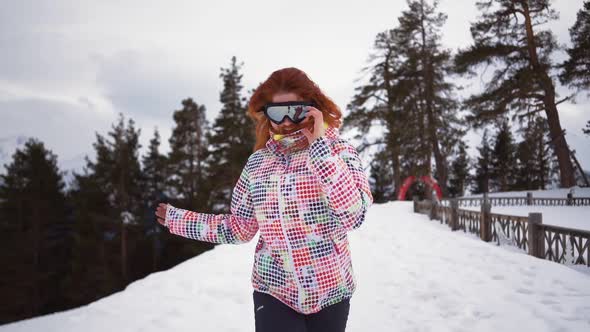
[307,137,374,232]
[158,162,258,244]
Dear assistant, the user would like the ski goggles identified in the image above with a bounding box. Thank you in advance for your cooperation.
[262,101,317,125]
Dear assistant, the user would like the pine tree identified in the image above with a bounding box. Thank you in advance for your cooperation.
[167,98,209,211]
[514,116,552,190]
[448,140,470,197]
[345,0,462,197]
[70,113,144,290]
[206,56,255,213]
[164,98,215,264]
[344,28,404,198]
[473,129,492,194]
[143,129,168,205]
[559,0,590,90]
[0,138,70,323]
[368,149,396,203]
[65,169,115,307]
[490,119,517,192]
[141,128,168,270]
[584,120,590,136]
[454,0,577,188]
[397,0,463,196]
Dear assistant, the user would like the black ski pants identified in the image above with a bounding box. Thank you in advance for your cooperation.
[253,290,351,332]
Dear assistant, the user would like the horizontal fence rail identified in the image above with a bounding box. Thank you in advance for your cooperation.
[439,192,590,208]
[414,194,590,268]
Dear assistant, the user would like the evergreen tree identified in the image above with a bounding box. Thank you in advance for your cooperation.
[448,140,470,197]
[0,138,70,323]
[69,113,144,290]
[141,128,168,270]
[161,98,214,266]
[368,149,396,203]
[559,0,590,91]
[167,98,209,212]
[206,56,255,213]
[584,120,590,136]
[65,168,115,307]
[473,129,492,194]
[345,0,462,197]
[490,119,517,192]
[514,116,552,190]
[454,0,576,188]
[143,129,168,206]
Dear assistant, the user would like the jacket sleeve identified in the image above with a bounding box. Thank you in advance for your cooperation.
[307,136,373,232]
[164,162,258,244]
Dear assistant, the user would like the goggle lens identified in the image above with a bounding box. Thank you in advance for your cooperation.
[263,102,315,124]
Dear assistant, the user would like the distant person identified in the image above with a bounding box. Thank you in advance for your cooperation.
[155,67,373,332]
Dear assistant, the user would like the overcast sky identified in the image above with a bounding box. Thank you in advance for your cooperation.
[1,0,588,180]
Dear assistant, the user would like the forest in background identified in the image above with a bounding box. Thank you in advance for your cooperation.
[1,0,589,325]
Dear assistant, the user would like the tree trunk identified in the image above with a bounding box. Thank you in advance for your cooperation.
[521,0,576,188]
[420,0,448,195]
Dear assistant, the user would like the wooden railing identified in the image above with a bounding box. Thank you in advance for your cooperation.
[415,196,590,268]
[439,192,590,208]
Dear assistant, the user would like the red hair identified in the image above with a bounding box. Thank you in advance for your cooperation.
[246,67,343,152]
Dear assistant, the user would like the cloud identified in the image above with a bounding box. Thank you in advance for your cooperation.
[92,49,220,119]
[0,96,113,173]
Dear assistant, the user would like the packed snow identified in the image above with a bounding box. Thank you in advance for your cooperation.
[2,201,589,332]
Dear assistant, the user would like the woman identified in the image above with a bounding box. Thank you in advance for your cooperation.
[155,67,373,332]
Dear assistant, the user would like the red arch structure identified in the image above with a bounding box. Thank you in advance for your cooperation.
[398,175,443,201]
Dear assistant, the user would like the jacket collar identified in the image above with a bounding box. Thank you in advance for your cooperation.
[266,122,338,157]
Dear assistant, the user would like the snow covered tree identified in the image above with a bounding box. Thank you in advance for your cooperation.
[559,0,590,91]
[0,138,70,322]
[206,56,255,213]
[454,0,577,188]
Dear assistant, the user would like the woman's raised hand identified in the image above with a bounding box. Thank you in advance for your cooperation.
[155,203,168,226]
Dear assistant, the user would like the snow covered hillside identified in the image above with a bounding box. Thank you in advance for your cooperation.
[2,202,589,332]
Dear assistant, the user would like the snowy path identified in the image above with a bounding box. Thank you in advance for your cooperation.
[2,202,589,332]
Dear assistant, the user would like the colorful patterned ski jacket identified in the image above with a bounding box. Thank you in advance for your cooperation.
[164,124,373,314]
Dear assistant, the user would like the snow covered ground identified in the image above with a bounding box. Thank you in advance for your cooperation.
[462,187,590,231]
[2,201,589,332]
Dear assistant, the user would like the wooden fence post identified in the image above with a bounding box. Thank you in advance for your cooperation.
[527,213,544,259]
[480,199,492,242]
[527,192,533,205]
[413,195,419,213]
[450,199,459,231]
[429,199,438,220]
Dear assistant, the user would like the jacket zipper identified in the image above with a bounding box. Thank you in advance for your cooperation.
[277,165,304,310]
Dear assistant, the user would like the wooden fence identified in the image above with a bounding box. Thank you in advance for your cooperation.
[414,194,590,268]
[441,192,590,208]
